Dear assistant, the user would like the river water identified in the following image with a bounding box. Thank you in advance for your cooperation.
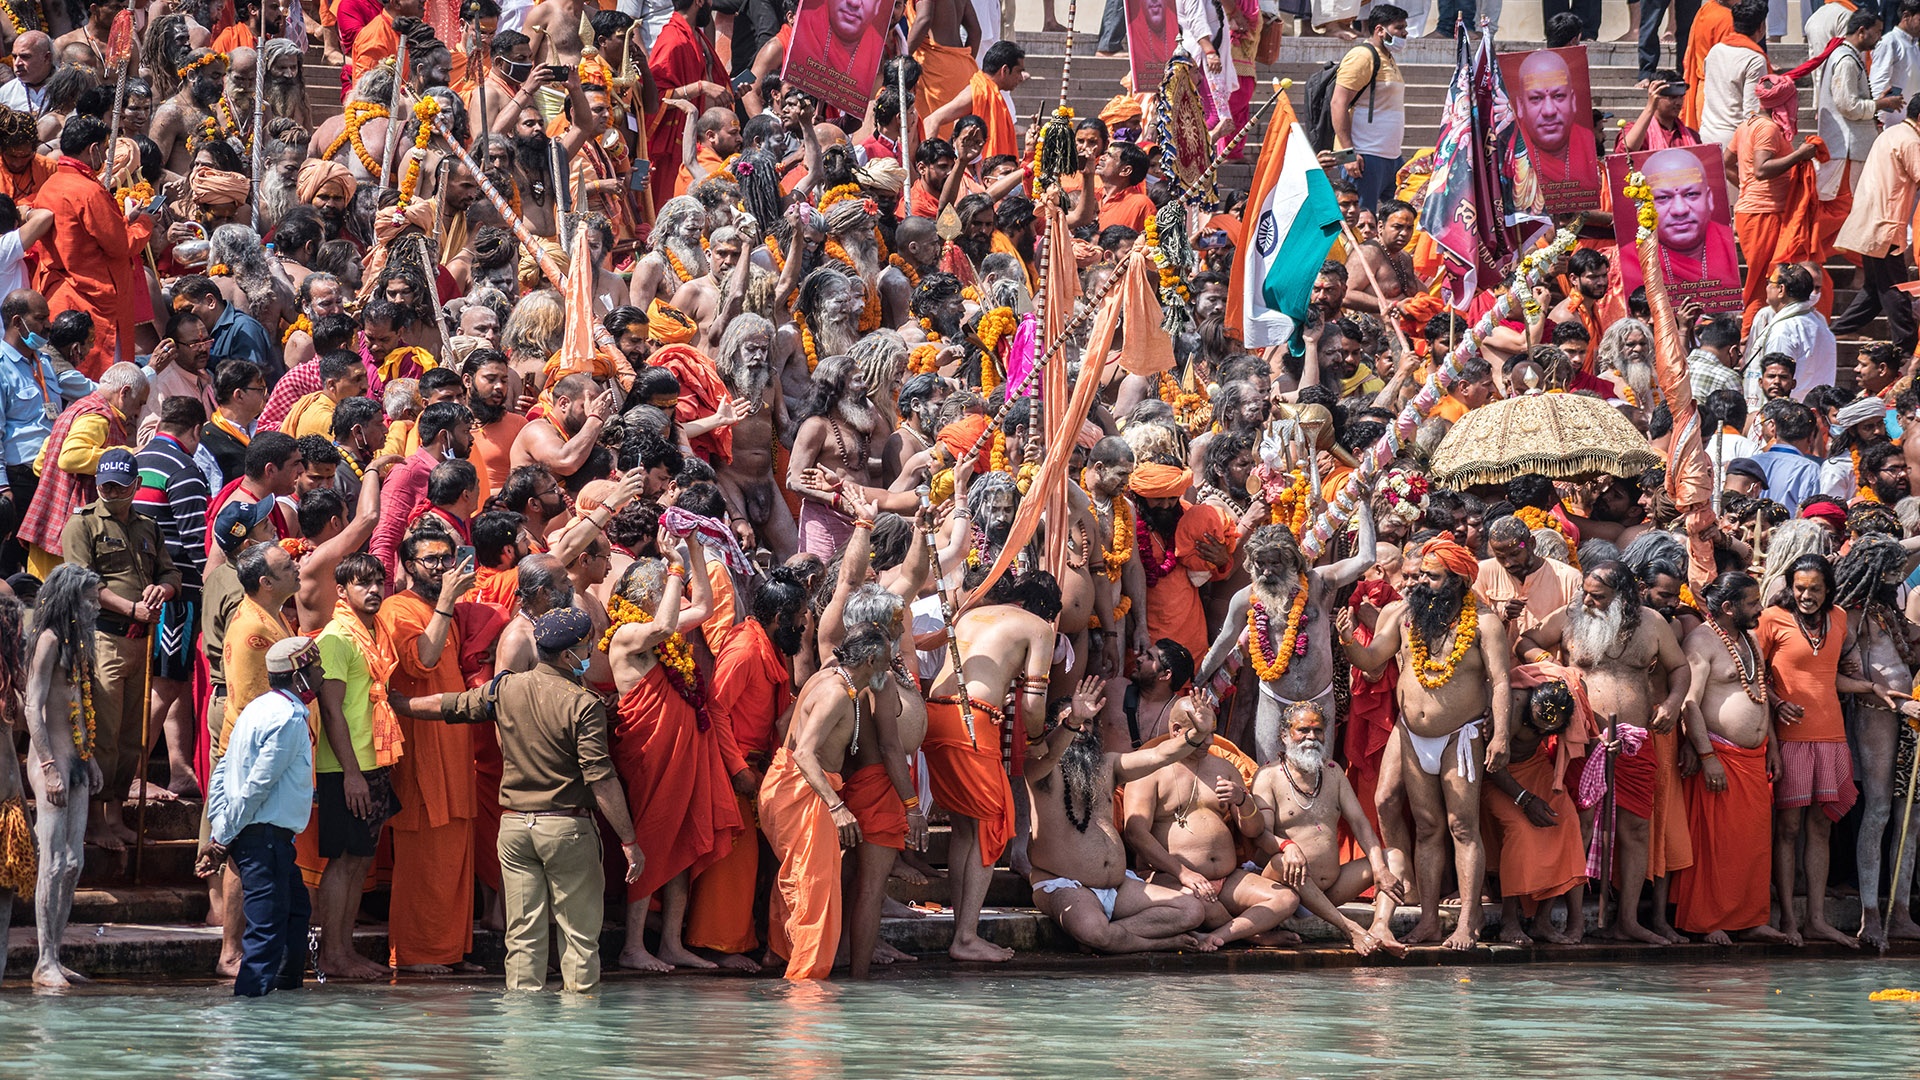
[3,960,1918,1078]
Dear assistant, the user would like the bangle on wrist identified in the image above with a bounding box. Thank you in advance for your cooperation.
[1277,837,1296,853]
[825,800,847,814]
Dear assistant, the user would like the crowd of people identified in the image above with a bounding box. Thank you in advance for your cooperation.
[0,0,1912,1000]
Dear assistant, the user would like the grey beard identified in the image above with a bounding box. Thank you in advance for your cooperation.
[722,360,770,407]
[659,237,707,277]
[259,174,296,233]
[839,396,878,435]
[1285,741,1325,773]
[816,314,858,357]
[1567,597,1627,666]
[837,231,880,276]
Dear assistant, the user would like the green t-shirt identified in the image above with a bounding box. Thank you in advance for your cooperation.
[315,622,376,773]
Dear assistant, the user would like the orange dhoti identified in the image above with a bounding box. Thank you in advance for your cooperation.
[922,698,1014,866]
[1649,728,1694,880]
[912,38,980,138]
[1672,738,1772,934]
[686,790,760,954]
[759,746,842,981]
[389,816,476,967]
[1736,210,1822,328]
[1481,748,1586,910]
[612,665,745,901]
[841,763,907,850]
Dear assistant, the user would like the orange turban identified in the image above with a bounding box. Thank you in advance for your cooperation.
[647,300,698,344]
[374,199,437,244]
[1098,94,1143,129]
[1130,463,1192,499]
[937,414,989,460]
[1419,537,1479,580]
[297,158,354,202]
[188,165,250,208]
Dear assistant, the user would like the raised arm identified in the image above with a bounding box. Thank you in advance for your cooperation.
[1114,695,1216,783]
[1318,502,1377,589]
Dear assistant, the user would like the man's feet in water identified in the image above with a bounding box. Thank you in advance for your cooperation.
[32,962,87,989]
[657,942,718,969]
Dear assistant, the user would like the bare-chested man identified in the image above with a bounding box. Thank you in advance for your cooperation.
[899,270,964,350]
[630,196,708,314]
[1483,674,1587,944]
[1338,536,1511,950]
[524,0,589,65]
[309,65,396,185]
[22,565,103,987]
[1028,677,1216,953]
[774,264,864,419]
[1082,438,1148,694]
[149,46,227,174]
[1673,571,1791,946]
[674,223,754,341]
[710,314,798,560]
[509,372,620,481]
[787,352,917,561]
[1830,538,1920,950]
[1198,511,1376,764]
[921,565,1060,962]
[1518,560,1689,946]
[879,217,946,329]
[1342,198,1422,318]
[1252,702,1407,954]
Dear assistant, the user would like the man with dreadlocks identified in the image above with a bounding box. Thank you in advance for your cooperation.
[774,264,863,418]
[149,47,228,176]
[1339,536,1511,951]
[310,65,397,185]
[632,196,709,323]
[1519,560,1690,946]
[901,270,965,354]
[1673,570,1792,946]
[0,106,52,202]
[1198,512,1377,765]
[1832,535,1920,949]
[710,312,794,559]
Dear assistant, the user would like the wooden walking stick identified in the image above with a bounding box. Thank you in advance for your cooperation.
[1890,718,1920,914]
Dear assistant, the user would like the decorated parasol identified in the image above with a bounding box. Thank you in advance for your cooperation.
[1428,390,1660,488]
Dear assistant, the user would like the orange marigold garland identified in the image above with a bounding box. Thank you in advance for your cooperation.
[888,252,921,289]
[1514,504,1578,570]
[396,96,441,210]
[908,343,942,374]
[281,313,312,345]
[324,101,390,175]
[1159,371,1211,433]
[1248,575,1311,682]
[1267,468,1310,538]
[1855,447,1882,504]
[601,593,709,727]
[976,306,1017,354]
[1408,592,1478,689]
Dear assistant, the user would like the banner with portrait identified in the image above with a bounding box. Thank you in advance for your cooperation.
[1126,0,1176,94]
[781,0,892,118]
[1606,145,1743,315]
[1497,46,1601,215]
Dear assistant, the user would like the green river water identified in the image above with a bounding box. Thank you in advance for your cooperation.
[2,961,1919,1078]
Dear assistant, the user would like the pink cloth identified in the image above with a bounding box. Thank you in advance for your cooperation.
[371,448,443,580]
[1579,722,1649,879]
[1774,740,1858,822]
[795,500,855,561]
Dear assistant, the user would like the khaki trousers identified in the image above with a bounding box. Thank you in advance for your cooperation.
[93,630,148,802]
[498,812,605,992]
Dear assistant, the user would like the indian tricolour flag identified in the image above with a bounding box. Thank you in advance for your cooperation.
[1229,94,1343,352]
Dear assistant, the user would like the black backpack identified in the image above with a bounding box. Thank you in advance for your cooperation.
[1303,42,1381,153]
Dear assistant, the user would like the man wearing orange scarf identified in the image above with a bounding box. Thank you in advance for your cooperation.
[1733,74,1829,327]
[311,552,407,980]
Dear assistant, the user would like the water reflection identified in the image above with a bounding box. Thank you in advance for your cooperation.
[1,962,1916,1078]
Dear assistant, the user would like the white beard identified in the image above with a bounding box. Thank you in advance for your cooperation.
[1285,740,1325,773]
[838,230,881,277]
[1623,358,1655,409]
[839,396,879,434]
[722,359,771,407]
[259,173,296,233]
[816,313,859,356]
[1567,596,1627,666]
[661,237,708,279]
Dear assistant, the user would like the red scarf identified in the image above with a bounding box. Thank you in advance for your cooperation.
[18,393,128,554]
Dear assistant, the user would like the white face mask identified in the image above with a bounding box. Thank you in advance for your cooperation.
[1382,33,1403,50]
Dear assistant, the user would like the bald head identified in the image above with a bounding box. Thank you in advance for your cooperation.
[813,122,848,148]
[1516,49,1574,152]
[12,32,51,86]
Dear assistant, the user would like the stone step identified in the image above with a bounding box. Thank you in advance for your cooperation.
[78,838,202,889]
[886,866,1032,909]
[8,885,210,927]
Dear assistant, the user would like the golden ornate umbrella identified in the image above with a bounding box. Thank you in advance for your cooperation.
[1429,391,1660,487]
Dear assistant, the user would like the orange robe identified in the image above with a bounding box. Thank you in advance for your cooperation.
[1681,0,1733,130]
[922,698,1013,865]
[377,591,475,967]
[210,22,255,53]
[911,16,981,138]
[35,157,153,378]
[841,763,907,849]
[611,664,745,901]
[1672,738,1772,933]
[1481,742,1585,910]
[758,745,841,981]
[1146,504,1236,664]
[350,11,399,86]
[966,70,1018,159]
[686,619,792,954]
[471,414,527,498]
[1648,727,1695,879]
[0,154,54,203]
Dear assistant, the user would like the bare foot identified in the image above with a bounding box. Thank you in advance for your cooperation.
[130,779,180,802]
[109,821,140,846]
[948,935,1014,962]
[1606,920,1669,946]
[1402,915,1445,945]
[1175,932,1218,952]
[1806,920,1860,948]
[1348,927,1381,955]
[1498,923,1533,945]
[321,956,391,980]
[86,825,126,853]
[1043,18,1067,31]
[215,954,241,978]
[616,946,673,972]
[1650,919,1688,945]
[1442,924,1479,951]
[1249,928,1303,946]
[1861,910,1889,953]
[875,939,916,964]
[1886,910,1920,940]
[657,943,718,969]
[1704,929,1732,946]
[32,964,74,989]
[399,963,453,974]
[888,863,929,887]
[1740,925,1789,944]
[1533,919,1577,945]
[881,896,926,920]
[1368,931,1410,957]
[168,777,202,800]
[716,953,761,972]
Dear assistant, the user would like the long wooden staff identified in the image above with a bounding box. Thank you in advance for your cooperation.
[99,10,135,186]
[1597,712,1618,932]
[1890,722,1920,915]
[248,0,268,230]
[920,485,979,745]
[381,38,409,188]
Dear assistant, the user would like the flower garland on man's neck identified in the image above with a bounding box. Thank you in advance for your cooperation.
[1136,510,1179,586]
[395,96,441,211]
[1248,575,1311,682]
[282,313,312,345]
[601,593,710,729]
[1407,592,1478,689]
[216,97,252,154]
[324,101,391,176]
[888,252,921,289]
[1514,504,1578,569]
[798,313,821,372]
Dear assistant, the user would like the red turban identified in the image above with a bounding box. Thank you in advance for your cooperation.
[1419,537,1479,580]
[1800,500,1847,528]
[937,414,989,460]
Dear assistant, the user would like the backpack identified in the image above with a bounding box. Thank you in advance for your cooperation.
[1303,42,1381,153]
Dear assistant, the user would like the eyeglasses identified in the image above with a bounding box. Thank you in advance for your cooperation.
[244,383,267,393]
[412,554,456,569]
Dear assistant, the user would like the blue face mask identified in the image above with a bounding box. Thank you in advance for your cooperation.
[568,652,590,677]
[22,331,45,351]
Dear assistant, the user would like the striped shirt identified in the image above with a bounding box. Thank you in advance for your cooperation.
[135,432,210,589]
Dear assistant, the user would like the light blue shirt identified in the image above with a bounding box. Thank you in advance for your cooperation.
[206,689,314,846]
[1752,444,1824,517]
[0,339,90,468]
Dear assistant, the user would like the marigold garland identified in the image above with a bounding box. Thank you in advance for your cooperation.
[664,246,694,284]
[917,316,943,344]
[217,97,252,154]
[979,349,1000,394]
[799,317,820,372]
[69,673,96,761]
[990,429,1009,474]
[1514,504,1579,570]
[1854,447,1882,504]
[1159,372,1211,433]
[976,306,1017,354]
[324,101,391,175]
[207,263,231,277]
[114,180,154,213]
[601,593,709,726]
[1407,592,1478,690]
[1248,576,1311,682]
[179,50,227,77]
[888,252,921,289]
[818,182,861,210]
[1268,469,1310,538]
[282,313,312,345]
[822,237,883,331]
[1143,212,1192,305]
[908,343,942,374]
[396,96,441,211]
[1016,462,1038,495]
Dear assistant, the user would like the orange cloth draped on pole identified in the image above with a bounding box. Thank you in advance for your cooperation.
[841,763,907,849]
[1672,737,1773,933]
[758,745,842,981]
[651,342,735,465]
[377,591,476,967]
[921,698,1013,864]
[687,619,792,953]
[966,69,1019,158]
[1681,0,1734,130]
[35,156,153,377]
[611,663,745,901]
[1648,728,1695,878]
[1480,740,1586,908]
[1038,197,1080,574]
[646,11,727,219]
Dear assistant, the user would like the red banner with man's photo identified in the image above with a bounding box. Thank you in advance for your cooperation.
[1497,45,1601,216]
[1607,145,1743,314]
[1126,0,1176,94]
[781,0,894,117]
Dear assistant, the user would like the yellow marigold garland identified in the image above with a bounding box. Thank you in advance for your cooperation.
[908,343,942,374]
[1248,576,1311,682]
[282,313,312,345]
[888,252,921,289]
[179,50,227,77]
[976,306,1017,354]
[1268,469,1310,538]
[799,317,820,372]
[1408,592,1478,689]
[1159,372,1211,433]
[1855,447,1882,504]
[70,675,96,761]
[1514,504,1578,570]
[818,182,861,209]
[396,96,441,211]
[323,101,391,176]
